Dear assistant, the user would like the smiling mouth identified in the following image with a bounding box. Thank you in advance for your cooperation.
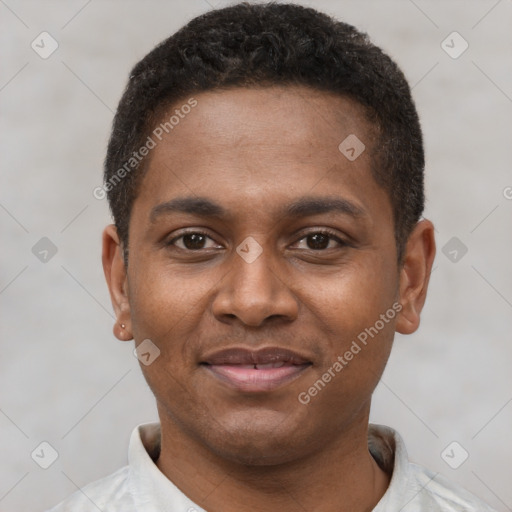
[200,347,312,392]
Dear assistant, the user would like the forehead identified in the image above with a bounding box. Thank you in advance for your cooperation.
[155,86,374,155]
[133,86,389,223]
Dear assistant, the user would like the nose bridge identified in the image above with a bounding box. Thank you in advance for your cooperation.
[212,238,298,326]
[234,248,275,300]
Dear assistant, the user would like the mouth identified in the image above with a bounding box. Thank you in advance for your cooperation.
[200,347,312,392]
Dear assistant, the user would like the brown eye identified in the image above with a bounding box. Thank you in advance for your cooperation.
[294,230,346,251]
[182,233,207,250]
[169,231,221,251]
[307,233,330,250]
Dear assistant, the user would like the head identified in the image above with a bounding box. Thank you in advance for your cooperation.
[102,2,435,466]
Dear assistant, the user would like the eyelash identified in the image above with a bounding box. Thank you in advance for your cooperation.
[166,228,348,251]
[295,228,348,250]
[168,230,221,250]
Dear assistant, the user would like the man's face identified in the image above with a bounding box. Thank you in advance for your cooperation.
[119,87,402,464]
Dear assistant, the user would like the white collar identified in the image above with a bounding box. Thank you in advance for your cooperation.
[125,422,407,511]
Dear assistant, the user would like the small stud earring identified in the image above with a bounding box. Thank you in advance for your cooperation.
[121,324,126,329]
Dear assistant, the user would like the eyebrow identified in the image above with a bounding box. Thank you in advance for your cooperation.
[150,195,366,223]
[283,196,365,218]
[150,197,226,223]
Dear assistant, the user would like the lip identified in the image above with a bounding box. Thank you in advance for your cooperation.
[201,347,312,392]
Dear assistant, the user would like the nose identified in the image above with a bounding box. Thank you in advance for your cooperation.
[211,243,299,327]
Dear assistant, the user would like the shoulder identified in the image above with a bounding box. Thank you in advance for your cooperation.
[46,466,133,512]
[406,463,498,512]
[369,424,497,512]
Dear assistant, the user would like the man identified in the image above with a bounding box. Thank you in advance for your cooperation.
[49,2,496,511]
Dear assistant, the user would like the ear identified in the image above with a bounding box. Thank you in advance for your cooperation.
[102,224,133,341]
[395,219,436,335]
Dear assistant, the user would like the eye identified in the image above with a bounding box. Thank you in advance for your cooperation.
[168,231,222,251]
[294,230,347,250]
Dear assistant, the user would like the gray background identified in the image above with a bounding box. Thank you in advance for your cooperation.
[1,0,511,511]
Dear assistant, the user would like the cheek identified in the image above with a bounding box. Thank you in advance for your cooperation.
[299,286,396,417]
[311,254,398,331]
[127,261,214,343]
[126,266,210,402]
[301,252,398,390]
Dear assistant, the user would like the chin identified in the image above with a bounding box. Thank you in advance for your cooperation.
[210,436,304,467]
[202,410,315,466]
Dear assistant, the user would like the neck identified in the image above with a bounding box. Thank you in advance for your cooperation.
[155,409,390,512]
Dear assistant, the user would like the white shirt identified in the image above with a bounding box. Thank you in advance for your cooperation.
[47,423,496,512]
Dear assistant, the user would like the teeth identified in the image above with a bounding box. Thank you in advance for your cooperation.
[255,362,286,369]
[221,362,290,369]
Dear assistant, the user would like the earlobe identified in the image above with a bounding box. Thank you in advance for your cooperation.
[102,225,133,341]
[395,220,436,335]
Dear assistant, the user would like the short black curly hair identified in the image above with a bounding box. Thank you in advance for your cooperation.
[104,1,424,263]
